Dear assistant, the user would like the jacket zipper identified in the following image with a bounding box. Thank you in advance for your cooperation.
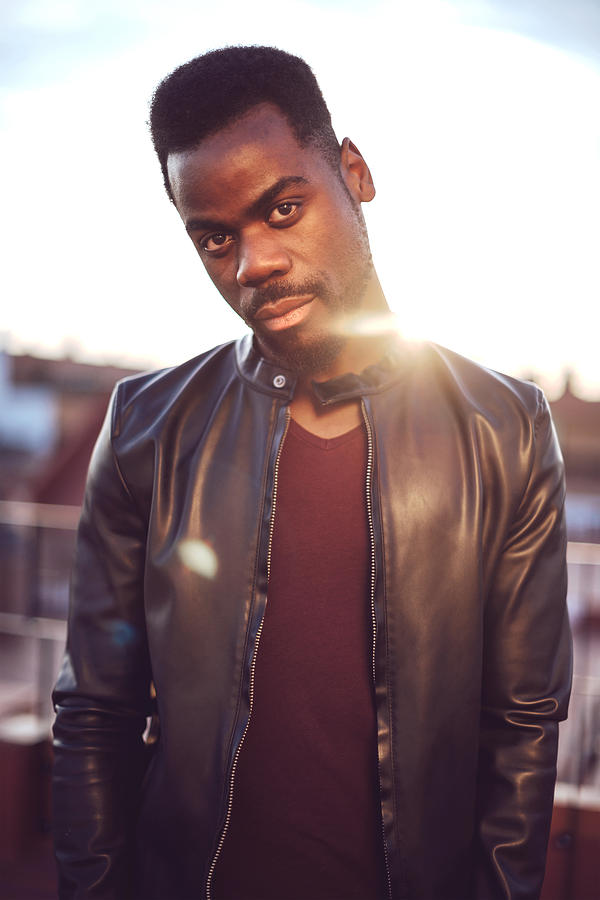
[205,408,290,900]
[362,400,393,900]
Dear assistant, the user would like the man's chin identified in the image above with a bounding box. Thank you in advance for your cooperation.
[255,329,346,377]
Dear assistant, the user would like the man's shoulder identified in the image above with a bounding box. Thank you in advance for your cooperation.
[109,339,241,435]
[419,341,545,423]
[101,341,244,445]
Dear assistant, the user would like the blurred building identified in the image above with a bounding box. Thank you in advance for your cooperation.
[552,376,600,544]
[0,350,141,506]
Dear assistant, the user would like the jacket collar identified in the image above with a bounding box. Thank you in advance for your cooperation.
[235,333,409,406]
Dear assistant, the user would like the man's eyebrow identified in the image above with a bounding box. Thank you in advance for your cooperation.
[185,175,309,233]
[247,175,309,218]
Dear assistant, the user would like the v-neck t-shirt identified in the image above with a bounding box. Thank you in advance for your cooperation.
[212,417,387,900]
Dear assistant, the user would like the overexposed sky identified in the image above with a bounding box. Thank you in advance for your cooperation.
[1,0,599,397]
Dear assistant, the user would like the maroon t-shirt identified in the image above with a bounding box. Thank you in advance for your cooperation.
[212,418,387,900]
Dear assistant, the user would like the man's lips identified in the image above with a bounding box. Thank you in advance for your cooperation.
[253,295,314,332]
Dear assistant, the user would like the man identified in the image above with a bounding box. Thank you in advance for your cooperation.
[52,46,572,900]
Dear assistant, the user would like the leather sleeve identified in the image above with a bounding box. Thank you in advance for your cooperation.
[52,385,153,899]
[475,391,573,899]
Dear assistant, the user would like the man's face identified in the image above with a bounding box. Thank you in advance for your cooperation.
[167,104,375,374]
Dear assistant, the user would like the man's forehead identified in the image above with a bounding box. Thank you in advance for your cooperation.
[167,104,331,214]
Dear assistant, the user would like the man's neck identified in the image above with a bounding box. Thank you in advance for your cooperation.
[290,327,394,439]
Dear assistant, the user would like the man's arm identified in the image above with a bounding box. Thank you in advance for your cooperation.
[475,390,573,899]
[52,386,153,899]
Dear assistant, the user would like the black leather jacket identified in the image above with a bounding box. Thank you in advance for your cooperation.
[53,335,572,900]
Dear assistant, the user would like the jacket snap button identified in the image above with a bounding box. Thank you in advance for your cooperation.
[273,374,286,389]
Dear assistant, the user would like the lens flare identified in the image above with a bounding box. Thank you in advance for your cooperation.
[334,311,403,337]
[178,539,218,579]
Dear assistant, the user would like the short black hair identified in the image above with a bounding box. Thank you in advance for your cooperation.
[149,45,340,200]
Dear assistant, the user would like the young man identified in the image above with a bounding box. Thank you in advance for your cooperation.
[52,46,572,900]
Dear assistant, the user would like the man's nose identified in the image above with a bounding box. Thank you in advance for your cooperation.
[236,228,292,287]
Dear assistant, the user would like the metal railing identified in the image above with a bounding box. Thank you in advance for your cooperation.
[0,500,78,720]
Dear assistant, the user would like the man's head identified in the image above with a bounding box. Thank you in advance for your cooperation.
[150,47,383,375]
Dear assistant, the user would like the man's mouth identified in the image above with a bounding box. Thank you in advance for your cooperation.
[253,295,314,332]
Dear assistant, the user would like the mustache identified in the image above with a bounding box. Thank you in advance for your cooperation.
[245,277,328,319]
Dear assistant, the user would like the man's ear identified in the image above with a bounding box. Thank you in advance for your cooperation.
[339,137,376,203]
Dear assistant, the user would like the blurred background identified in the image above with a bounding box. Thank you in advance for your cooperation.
[1,0,599,897]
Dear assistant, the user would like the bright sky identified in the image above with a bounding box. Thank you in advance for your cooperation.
[2,0,599,398]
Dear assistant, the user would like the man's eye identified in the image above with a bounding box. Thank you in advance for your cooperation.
[268,202,299,224]
[201,232,234,252]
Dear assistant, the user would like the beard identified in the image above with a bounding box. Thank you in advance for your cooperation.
[259,324,346,376]
[244,275,344,375]
[244,242,373,376]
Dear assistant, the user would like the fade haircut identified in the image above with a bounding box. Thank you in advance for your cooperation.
[149,45,341,201]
